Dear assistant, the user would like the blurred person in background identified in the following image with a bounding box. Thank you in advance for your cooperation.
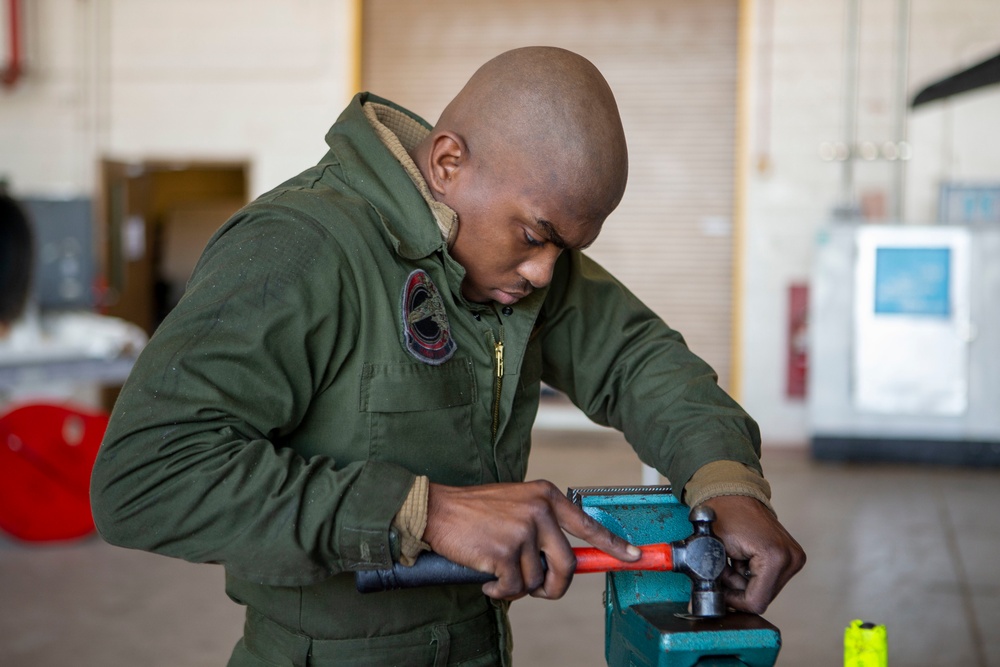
[0,187,34,337]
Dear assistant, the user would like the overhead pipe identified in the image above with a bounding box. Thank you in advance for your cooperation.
[890,0,911,222]
[838,0,861,218]
[2,0,22,89]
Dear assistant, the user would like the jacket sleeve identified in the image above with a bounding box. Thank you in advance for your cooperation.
[90,204,415,587]
[538,250,763,499]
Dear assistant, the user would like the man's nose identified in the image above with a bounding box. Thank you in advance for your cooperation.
[519,249,561,290]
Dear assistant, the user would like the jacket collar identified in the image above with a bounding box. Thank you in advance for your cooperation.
[361,101,458,246]
[322,93,449,261]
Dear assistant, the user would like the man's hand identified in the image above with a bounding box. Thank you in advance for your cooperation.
[701,495,806,615]
[423,480,640,601]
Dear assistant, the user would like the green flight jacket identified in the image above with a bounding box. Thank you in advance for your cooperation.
[90,93,762,660]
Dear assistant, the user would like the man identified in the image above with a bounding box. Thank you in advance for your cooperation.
[91,47,804,666]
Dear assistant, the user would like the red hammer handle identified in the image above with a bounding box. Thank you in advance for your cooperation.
[572,543,673,574]
[355,543,680,592]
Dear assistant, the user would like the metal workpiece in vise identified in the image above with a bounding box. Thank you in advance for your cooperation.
[569,485,781,667]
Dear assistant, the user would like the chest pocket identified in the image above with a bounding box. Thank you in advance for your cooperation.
[360,358,485,486]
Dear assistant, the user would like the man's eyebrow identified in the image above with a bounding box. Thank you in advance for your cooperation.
[535,218,569,250]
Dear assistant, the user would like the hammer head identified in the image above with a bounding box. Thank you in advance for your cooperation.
[566,485,729,618]
[671,506,726,618]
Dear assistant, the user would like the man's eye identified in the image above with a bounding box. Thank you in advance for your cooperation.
[525,232,546,247]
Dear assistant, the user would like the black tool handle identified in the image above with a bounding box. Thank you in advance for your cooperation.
[356,552,499,593]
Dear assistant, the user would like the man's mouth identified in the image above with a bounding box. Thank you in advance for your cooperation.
[495,289,529,305]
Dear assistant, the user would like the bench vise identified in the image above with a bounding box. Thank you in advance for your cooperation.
[568,485,782,667]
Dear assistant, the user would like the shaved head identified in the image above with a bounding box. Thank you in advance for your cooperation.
[409,47,629,304]
[420,46,628,226]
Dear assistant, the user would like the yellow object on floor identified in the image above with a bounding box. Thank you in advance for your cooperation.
[845,619,888,667]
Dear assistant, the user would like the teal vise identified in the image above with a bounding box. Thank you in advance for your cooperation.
[568,486,782,667]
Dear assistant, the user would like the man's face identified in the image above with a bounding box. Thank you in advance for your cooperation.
[441,157,604,305]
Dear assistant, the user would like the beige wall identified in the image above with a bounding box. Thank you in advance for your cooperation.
[0,0,358,198]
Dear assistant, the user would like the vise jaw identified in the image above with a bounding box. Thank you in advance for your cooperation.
[568,485,782,667]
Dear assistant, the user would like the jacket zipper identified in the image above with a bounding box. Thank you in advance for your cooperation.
[491,325,505,444]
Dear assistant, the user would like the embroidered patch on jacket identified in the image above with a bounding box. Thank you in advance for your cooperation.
[400,269,457,365]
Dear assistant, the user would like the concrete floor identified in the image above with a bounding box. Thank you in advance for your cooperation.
[2,427,999,666]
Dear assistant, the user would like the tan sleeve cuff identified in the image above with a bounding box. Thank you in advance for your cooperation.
[391,475,431,566]
[682,460,775,515]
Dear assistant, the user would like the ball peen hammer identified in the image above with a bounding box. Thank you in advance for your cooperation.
[356,505,727,618]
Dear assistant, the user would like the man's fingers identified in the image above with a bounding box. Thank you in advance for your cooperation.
[532,541,578,600]
[725,557,802,615]
[738,529,806,613]
[552,492,640,562]
[720,560,751,592]
[520,549,547,594]
[741,561,781,614]
[483,556,528,600]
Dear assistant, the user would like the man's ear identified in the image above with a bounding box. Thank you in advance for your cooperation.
[426,131,466,197]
